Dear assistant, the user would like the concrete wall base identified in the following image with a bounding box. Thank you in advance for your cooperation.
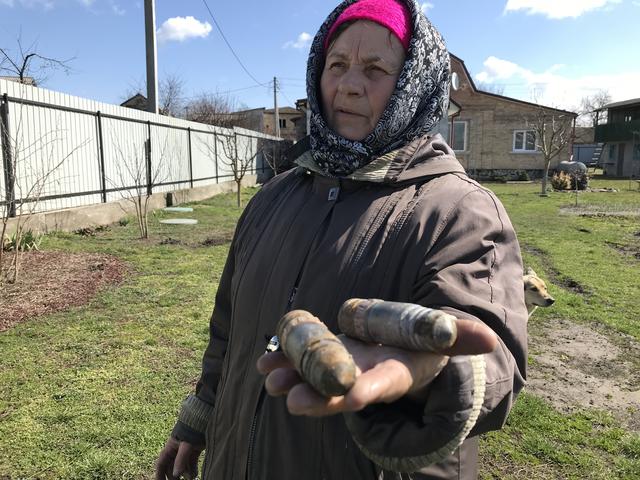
[3,176,257,236]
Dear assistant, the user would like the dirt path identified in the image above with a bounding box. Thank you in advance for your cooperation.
[527,317,640,431]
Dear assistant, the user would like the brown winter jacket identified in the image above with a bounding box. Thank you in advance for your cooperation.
[173,134,528,480]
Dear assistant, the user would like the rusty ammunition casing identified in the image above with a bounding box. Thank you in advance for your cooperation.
[338,299,457,352]
[276,310,357,398]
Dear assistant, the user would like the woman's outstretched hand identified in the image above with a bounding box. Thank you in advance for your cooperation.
[256,318,497,417]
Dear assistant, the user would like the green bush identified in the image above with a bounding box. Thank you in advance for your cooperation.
[2,230,42,252]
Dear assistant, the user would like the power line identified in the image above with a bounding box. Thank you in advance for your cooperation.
[178,83,271,102]
[277,84,296,106]
[200,0,264,86]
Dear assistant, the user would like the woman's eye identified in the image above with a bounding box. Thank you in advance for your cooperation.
[367,65,386,74]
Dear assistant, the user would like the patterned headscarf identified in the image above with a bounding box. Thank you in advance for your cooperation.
[307,0,450,177]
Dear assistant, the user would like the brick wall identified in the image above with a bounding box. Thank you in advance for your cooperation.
[450,56,574,177]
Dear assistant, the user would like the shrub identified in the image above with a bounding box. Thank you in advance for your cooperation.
[551,171,590,191]
[517,170,531,181]
[2,230,42,252]
[551,171,572,190]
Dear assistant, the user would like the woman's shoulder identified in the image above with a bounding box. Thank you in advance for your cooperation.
[406,172,507,231]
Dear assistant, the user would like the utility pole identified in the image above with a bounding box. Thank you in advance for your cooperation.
[273,76,280,138]
[144,0,159,114]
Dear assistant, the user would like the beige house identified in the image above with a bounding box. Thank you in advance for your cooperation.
[449,54,576,179]
[224,106,306,143]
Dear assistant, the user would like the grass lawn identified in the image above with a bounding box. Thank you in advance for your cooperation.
[0,179,639,479]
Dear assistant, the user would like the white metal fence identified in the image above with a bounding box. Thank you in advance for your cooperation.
[0,79,283,217]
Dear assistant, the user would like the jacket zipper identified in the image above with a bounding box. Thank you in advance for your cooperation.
[245,244,305,479]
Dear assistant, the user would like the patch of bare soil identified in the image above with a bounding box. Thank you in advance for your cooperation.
[528,318,640,431]
[0,251,128,332]
[604,240,640,260]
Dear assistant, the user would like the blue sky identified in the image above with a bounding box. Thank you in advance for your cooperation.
[1,0,639,112]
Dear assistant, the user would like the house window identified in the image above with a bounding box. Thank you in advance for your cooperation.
[279,118,287,128]
[609,144,616,160]
[633,143,640,161]
[513,130,536,152]
[450,120,468,151]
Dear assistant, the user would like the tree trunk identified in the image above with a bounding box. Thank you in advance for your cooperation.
[541,159,551,196]
[0,217,7,281]
[236,180,242,208]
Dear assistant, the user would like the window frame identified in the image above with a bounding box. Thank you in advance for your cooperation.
[512,129,537,153]
[450,120,468,152]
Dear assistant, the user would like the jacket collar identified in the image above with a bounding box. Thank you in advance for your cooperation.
[295,134,466,184]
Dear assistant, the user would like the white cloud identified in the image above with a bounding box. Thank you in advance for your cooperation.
[474,55,640,111]
[156,16,212,44]
[420,2,434,14]
[78,0,94,6]
[633,0,640,6]
[283,32,312,50]
[504,0,621,19]
[111,2,124,15]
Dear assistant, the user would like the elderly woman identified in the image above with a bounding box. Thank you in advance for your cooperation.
[156,0,527,479]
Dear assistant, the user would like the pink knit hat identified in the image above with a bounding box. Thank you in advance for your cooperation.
[324,0,412,53]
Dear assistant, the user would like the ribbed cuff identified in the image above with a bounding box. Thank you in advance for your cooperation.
[172,421,206,446]
[177,394,215,435]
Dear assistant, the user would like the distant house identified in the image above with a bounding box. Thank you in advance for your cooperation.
[449,54,577,179]
[0,76,37,86]
[120,93,148,111]
[594,98,640,177]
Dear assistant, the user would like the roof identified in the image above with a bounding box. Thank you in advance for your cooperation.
[449,53,577,117]
[265,106,301,115]
[120,93,147,108]
[0,75,36,86]
[603,98,640,110]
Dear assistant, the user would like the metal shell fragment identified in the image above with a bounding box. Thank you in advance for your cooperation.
[338,298,457,352]
[276,310,357,397]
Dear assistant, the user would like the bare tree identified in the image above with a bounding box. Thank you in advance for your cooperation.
[184,93,255,129]
[120,73,186,118]
[476,82,506,95]
[580,90,612,127]
[159,74,185,117]
[525,107,574,196]
[0,34,74,85]
[199,132,263,207]
[1,98,86,283]
[108,134,176,239]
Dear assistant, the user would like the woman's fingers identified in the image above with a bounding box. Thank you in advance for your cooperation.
[443,318,498,356]
[343,359,414,409]
[256,351,292,374]
[286,383,347,416]
[265,367,303,396]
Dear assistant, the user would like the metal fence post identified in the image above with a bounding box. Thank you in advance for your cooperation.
[214,132,219,183]
[187,127,193,188]
[0,93,16,217]
[146,120,152,195]
[96,111,107,203]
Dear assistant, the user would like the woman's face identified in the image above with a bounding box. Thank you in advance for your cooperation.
[320,21,406,141]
